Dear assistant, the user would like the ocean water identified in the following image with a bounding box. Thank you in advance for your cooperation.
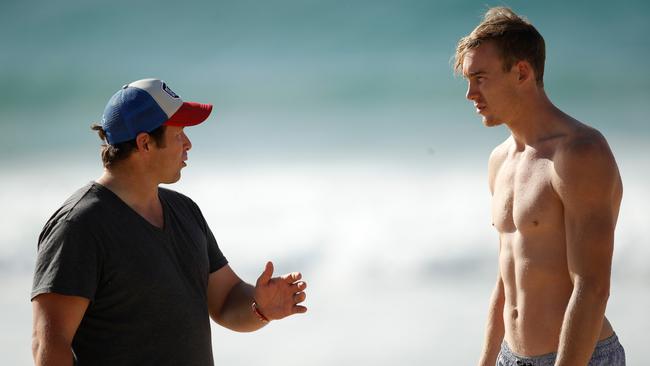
[1,0,649,364]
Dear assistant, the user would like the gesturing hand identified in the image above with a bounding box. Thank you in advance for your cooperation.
[254,261,308,321]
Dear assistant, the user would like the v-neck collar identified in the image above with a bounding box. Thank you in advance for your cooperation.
[91,182,169,233]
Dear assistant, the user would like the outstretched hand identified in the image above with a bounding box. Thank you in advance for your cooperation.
[254,261,308,321]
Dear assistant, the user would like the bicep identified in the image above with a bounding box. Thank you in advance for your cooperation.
[32,293,89,345]
[554,139,621,283]
[563,204,616,283]
[207,264,243,321]
[488,145,507,195]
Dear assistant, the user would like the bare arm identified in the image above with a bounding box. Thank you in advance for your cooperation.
[32,293,89,366]
[207,262,307,332]
[553,134,622,365]
[478,269,505,366]
[207,264,262,332]
[477,144,508,365]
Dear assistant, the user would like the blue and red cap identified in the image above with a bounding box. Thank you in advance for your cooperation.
[101,78,213,145]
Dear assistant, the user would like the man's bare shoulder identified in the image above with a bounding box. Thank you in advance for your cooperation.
[487,136,513,194]
[554,123,616,172]
[490,136,512,162]
[562,121,609,151]
[552,122,621,200]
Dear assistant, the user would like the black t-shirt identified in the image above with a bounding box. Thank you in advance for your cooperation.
[32,183,228,365]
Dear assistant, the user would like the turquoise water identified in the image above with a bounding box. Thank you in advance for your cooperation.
[1,1,649,364]
[1,0,648,159]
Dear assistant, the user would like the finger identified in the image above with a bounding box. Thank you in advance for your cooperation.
[290,281,307,292]
[293,305,307,314]
[256,261,274,286]
[282,272,302,284]
[293,292,307,304]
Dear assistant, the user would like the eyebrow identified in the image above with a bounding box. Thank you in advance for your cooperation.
[466,70,487,78]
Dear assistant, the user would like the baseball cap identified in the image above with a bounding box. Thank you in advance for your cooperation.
[101,78,213,145]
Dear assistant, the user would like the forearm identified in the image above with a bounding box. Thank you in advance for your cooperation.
[555,281,609,366]
[478,311,504,366]
[216,281,268,332]
[478,283,505,366]
[32,336,74,366]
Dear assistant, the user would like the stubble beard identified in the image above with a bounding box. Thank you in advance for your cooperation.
[482,115,503,127]
[161,173,182,185]
[160,164,183,185]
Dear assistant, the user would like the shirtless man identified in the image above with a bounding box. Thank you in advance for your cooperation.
[454,8,626,366]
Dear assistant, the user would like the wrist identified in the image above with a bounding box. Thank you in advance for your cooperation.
[251,300,270,323]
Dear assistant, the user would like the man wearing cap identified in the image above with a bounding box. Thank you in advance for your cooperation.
[31,79,308,365]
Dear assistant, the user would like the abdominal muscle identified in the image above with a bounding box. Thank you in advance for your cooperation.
[499,231,614,356]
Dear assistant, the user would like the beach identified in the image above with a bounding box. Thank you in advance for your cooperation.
[2,158,649,364]
[1,0,649,363]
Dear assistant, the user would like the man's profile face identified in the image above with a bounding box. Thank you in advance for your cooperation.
[462,41,517,127]
[150,125,192,184]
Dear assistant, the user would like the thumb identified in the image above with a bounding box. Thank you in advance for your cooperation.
[256,261,274,286]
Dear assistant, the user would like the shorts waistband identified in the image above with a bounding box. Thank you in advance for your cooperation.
[500,334,621,366]
[592,333,621,357]
[500,342,555,365]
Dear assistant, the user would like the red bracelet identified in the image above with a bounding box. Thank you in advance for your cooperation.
[252,301,270,323]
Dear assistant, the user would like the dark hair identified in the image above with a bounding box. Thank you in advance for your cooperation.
[455,7,546,86]
[90,124,166,167]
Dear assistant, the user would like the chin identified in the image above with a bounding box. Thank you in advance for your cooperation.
[161,173,182,185]
[482,116,504,127]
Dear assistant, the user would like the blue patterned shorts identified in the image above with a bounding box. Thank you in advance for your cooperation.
[496,334,625,366]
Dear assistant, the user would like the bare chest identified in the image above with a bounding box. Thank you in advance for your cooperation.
[492,154,563,234]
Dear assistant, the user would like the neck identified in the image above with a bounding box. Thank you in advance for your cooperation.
[96,165,160,212]
[504,89,568,148]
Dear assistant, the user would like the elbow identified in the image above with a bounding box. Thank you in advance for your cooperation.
[31,327,74,365]
[590,279,611,301]
[209,308,236,330]
[208,311,220,325]
[32,332,44,364]
[32,337,40,361]
[575,276,610,302]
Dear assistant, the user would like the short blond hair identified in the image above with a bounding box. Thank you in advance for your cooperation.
[454,7,546,86]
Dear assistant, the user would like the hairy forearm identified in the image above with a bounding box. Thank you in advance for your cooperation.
[216,281,267,332]
[32,336,73,366]
[478,282,505,366]
[555,281,609,366]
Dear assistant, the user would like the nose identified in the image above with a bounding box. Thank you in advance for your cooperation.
[182,131,192,151]
[466,80,479,101]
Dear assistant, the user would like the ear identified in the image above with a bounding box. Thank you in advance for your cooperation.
[135,132,151,152]
[514,60,534,84]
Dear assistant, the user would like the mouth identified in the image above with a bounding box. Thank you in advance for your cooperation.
[475,104,486,113]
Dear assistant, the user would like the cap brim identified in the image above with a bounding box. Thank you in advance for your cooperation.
[164,102,213,127]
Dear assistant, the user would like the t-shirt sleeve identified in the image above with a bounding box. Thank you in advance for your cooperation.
[31,220,101,301]
[205,224,228,273]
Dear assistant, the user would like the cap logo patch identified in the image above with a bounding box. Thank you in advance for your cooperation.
[162,82,179,99]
